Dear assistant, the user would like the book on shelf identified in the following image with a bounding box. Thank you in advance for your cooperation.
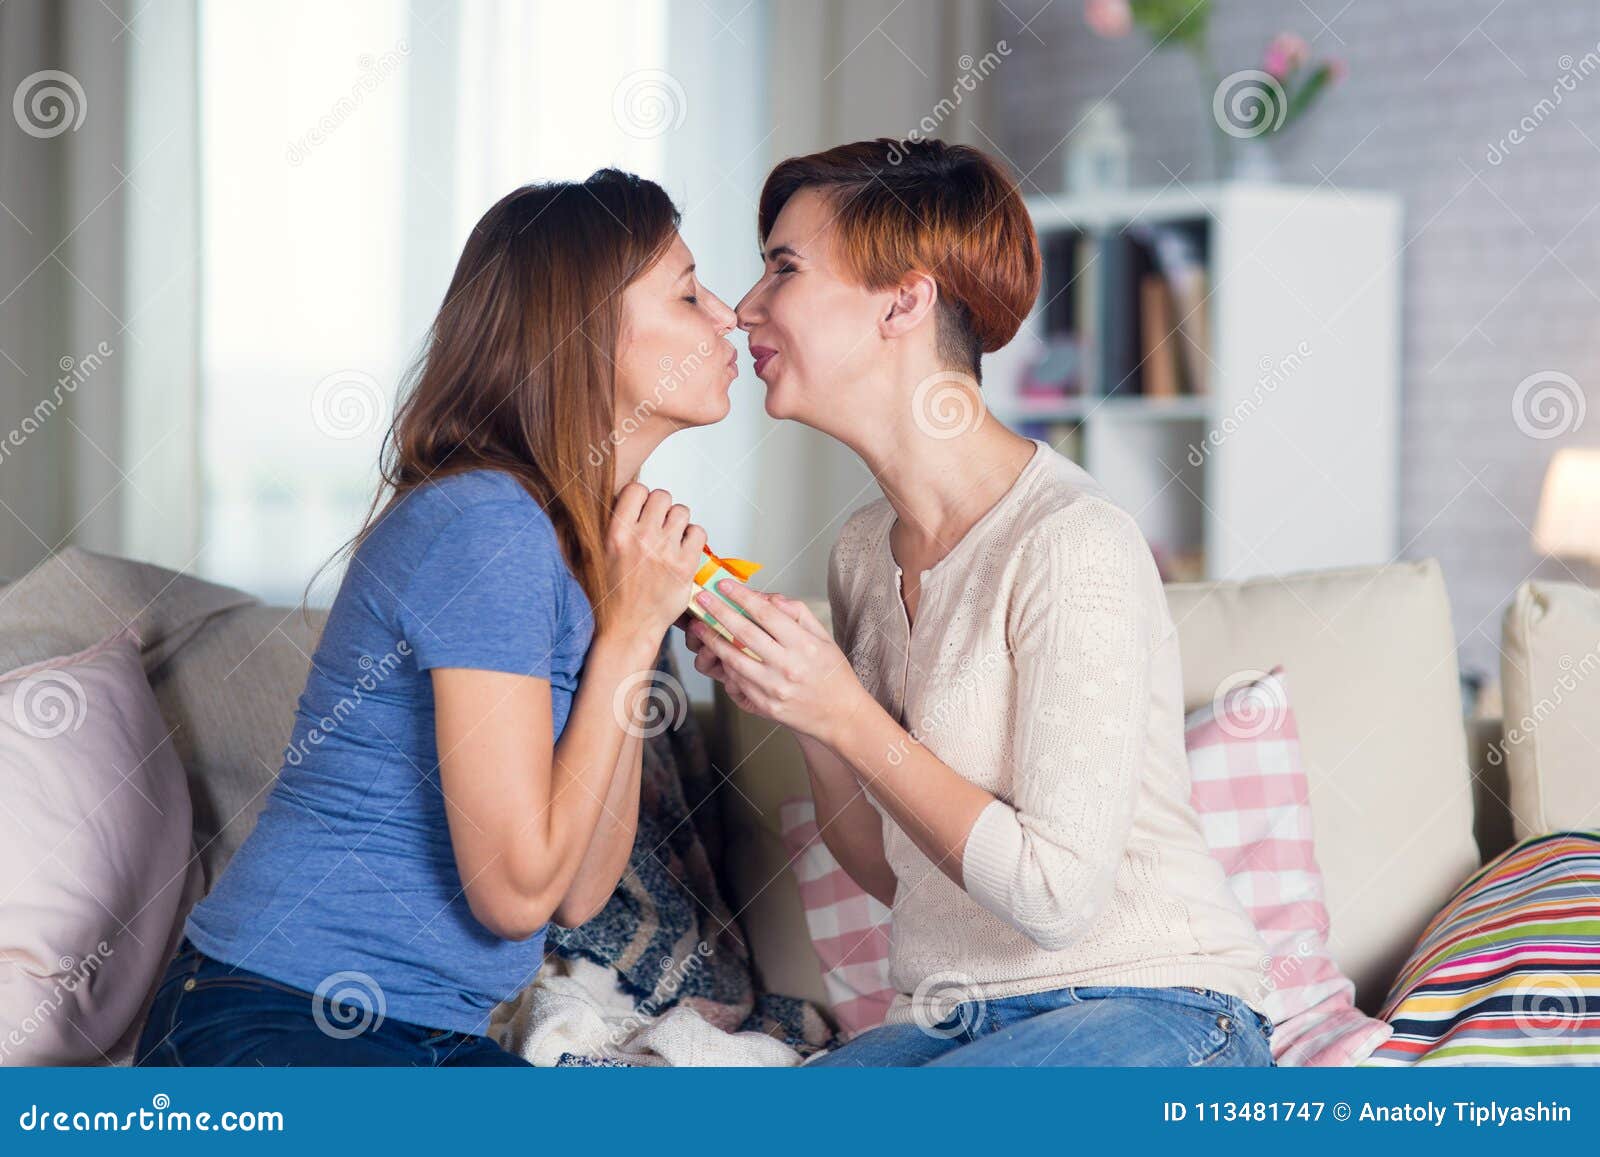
[1128,222,1209,396]
[1138,273,1180,399]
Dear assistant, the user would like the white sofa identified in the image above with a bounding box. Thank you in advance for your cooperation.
[3,545,1587,1051]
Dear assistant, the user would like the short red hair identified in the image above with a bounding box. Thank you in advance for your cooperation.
[757,138,1040,378]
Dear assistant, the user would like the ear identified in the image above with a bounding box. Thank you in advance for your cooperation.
[879,270,939,340]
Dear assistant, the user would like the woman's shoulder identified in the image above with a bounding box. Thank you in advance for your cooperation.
[1012,446,1141,548]
[386,468,557,544]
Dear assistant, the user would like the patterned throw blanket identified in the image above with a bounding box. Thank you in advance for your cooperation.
[1363,830,1600,1066]
[490,647,840,1066]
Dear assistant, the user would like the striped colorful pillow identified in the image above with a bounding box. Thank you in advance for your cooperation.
[1363,831,1600,1066]
[1185,665,1394,1065]
[778,799,895,1038]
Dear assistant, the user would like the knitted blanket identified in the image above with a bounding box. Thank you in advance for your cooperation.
[490,646,839,1066]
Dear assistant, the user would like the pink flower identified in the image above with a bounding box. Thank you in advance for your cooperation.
[1263,32,1310,78]
[1328,58,1348,82]
[1085,0,1133,38]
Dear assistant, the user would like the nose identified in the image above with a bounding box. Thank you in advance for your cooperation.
[735,279,765,331]
[703,287,737,335]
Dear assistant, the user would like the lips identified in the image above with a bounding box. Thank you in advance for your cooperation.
[750,345,778,376]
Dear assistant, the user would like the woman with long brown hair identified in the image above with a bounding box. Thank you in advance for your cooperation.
[136,169,738,1066]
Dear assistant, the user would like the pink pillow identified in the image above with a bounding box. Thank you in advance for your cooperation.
[0,627,202,1065]
[1185,665,1392,1065]
[778,799,894,1038]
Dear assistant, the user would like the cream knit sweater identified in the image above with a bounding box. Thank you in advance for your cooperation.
[827,438,1271,1023]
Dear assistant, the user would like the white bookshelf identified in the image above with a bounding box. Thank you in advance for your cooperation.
[982,182,1402,583]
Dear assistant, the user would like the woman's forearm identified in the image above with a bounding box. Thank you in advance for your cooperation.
[823,699,994,894]
[514,630,661,912]
[797,733,898,907]
[553,727,645,926]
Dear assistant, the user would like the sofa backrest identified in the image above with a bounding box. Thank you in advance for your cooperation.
[715,559,1486,1015]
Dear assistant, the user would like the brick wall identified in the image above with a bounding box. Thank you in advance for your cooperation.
[989,0,1600,691]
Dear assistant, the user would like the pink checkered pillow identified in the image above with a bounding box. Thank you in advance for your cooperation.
[1185,665,1392,1065]
[778,798,895,1038]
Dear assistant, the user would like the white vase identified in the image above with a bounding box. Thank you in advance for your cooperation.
[1229,138,1281,182]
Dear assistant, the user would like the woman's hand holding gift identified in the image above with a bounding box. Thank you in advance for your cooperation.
[684,579,872,745]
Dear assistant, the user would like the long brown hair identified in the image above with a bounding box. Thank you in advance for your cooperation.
[303,169,680,632]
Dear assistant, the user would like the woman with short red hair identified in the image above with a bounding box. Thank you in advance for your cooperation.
[688,139,1275,1067]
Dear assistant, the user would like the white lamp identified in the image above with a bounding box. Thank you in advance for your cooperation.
[1532,448,1600,574]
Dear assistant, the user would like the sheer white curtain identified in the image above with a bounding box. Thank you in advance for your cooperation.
[139,0,768,606]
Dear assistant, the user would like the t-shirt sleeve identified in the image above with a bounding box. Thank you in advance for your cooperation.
[958,497,1155,951]
[394,500,576,678]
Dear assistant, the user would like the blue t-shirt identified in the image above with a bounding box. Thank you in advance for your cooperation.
[184,468,595,1035]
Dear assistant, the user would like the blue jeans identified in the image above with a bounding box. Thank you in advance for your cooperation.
[805,984,1275,1067]
[135,938,529,1067]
